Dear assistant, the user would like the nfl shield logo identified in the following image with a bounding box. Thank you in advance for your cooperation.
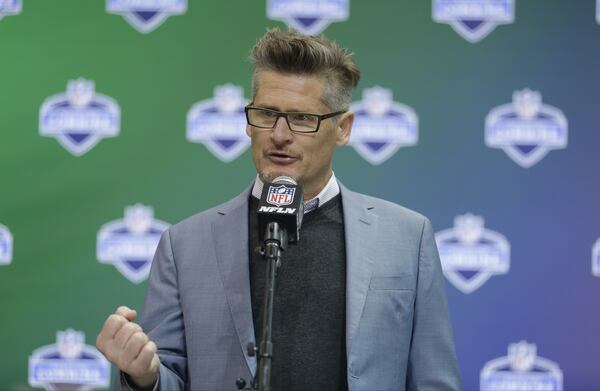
[97,204,169,284]
[187,84,250,162]
[0,0,21,21]
[106,0,187,33]
[485,89,568,168]
[349,86,418,165]
[28,329,111,391]
[435,213,510,294]
[267,185,296,207]
[432,0,514,43]
[480,341,563,391]
[267,0,349,36]
[593,238,600,277]
[39,79,120,157]
[0,223,13,265]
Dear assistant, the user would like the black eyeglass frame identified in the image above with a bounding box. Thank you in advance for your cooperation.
[244,105,347,133]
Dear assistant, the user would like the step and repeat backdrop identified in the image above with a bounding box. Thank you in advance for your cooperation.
[1,0,599,390]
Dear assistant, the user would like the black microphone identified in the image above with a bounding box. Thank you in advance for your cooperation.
[257,176,304,244]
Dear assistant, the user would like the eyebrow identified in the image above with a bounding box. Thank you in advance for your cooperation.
[252,104,313,113]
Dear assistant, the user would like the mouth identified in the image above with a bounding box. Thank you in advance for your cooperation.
[266,151,298,165]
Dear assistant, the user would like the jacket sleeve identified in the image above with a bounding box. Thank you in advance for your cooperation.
[406,218,461,391]
[134,229,188,390]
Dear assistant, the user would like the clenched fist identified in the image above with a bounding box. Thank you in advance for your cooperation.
[96,306,160,389]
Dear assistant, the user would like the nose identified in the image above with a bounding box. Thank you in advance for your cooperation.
[270,116,293,146]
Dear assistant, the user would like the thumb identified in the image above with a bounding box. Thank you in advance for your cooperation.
[115,306,137,322]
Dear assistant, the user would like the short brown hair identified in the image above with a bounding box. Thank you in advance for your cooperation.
[249,27,360,111]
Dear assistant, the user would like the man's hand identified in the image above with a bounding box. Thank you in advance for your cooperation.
[96,306,160,389]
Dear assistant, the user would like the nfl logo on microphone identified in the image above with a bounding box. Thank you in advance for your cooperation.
[267,185,296,207]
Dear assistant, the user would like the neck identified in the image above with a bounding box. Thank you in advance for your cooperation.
[303,171,333,200]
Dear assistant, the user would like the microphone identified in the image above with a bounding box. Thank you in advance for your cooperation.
[257,176,304,244]
[255,176,303,391]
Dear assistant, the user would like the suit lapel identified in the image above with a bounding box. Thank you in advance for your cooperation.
[210,183,377,373]
[340,184,378,357]
[212,187,257,376]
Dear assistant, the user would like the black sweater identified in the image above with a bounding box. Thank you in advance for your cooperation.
[249,194,348,391]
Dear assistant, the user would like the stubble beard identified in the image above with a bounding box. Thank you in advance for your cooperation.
[258,170,300,185]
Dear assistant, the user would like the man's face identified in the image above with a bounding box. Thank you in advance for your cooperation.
[246,71,354,199]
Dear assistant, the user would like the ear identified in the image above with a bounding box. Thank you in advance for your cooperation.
[335,111,354,146]
[245,124,252,138]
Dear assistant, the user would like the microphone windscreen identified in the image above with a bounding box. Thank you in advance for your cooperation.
[257,176,304,243]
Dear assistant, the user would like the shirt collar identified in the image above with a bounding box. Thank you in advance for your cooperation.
[251,172,340,213]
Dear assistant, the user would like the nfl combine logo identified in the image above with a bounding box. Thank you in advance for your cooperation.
[435,213,510,294]
[267,185,296,207]
[106,0,187,33]
[28,329,110,391]
[0,223,13,265]
[593,238,600,277]
[267,0,349,36]
[39,79,120,157]
[97,204,169,284]
[485,89,568,168]
[480,341,563,391]
[187,84,249,162]
[432,0,514,43]
[349,86,418,165]
[0,0,21,21]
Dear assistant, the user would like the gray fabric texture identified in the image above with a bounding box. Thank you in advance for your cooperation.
[120,182,461,391]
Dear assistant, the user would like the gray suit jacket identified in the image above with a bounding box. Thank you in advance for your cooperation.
[134,183,460,391]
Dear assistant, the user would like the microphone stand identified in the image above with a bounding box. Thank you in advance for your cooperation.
[237,221,287,391]
[257,221,287,391]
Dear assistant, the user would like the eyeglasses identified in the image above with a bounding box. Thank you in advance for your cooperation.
[244,105,346,133]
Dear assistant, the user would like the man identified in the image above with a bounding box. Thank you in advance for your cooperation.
[96,28,460,391]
